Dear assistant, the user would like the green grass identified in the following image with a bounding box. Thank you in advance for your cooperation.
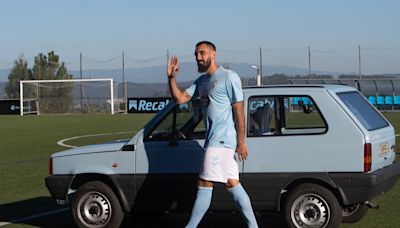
[0,114,153,204]
[0,112,399,227]
[339,112,400,228]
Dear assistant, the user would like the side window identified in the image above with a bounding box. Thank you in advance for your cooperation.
[247,96,327,137]
[248,97,276,136]
[284,96,327,134]
[146,100,205,141]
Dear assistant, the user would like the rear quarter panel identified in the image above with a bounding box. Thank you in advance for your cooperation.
[243,87,365,173]
[327,88,396,171]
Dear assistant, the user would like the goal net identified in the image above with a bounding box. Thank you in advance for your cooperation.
[19,79,125,115]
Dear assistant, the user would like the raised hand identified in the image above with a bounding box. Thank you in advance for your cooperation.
[167,56,180,79]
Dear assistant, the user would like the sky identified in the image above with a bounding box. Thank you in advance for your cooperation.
[1,0,400,74]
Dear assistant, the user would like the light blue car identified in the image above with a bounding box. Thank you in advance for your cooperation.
[46,85,400,228]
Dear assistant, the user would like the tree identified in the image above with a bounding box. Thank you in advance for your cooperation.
[32,51,71,80]
[5,55,32,99]
[31,51,74,113]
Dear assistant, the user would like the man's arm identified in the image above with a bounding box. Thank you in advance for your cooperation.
[167,56,191,104]
[233,101,248,161]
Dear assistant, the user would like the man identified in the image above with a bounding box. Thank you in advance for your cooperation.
[167,41,258,228]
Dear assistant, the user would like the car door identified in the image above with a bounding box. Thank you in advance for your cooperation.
[242,94,330,211]
[133,101,238,211]
[133,101,205,212]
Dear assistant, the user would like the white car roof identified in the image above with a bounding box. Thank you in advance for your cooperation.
[243,84,358,93]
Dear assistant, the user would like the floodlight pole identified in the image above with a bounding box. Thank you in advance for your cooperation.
[358,45,362,79]
[110,79,114,115]
[80,52,83,113]
[308,46,312,79]
[122,51,127,113]
[251,65,261,86]
[259,47,263,84]
[167,49,169,63]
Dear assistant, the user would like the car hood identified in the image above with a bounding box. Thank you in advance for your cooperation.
[52,140,129,157]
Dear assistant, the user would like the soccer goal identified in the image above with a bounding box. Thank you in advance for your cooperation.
[19,78,122,115]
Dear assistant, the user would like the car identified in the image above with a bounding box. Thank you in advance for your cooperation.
[45,84,400,228]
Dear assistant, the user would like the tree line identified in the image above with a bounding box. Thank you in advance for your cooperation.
[5,51,75,113]
[5,51,72,99]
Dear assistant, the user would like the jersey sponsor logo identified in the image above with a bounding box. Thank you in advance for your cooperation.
[128,98,170,113]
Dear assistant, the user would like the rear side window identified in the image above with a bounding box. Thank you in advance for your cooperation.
[247,95,327,137]
[337,91,388,131]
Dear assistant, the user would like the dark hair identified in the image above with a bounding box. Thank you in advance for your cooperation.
[196,41,216,51]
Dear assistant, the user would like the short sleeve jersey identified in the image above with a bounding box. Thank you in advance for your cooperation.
[185,66,243,149]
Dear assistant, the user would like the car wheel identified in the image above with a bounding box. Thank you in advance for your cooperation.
[71,181,124,228]
[342,203,368,223]
[283,183,341,228]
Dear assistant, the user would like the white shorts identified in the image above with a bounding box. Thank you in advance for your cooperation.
[199,147,239,183]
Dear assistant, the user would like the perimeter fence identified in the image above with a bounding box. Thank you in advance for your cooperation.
[289,79,400,111]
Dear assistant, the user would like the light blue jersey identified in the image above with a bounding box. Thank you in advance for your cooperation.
[186,67,243,149]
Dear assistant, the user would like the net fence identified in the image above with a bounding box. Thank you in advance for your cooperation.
[20,79,125,115]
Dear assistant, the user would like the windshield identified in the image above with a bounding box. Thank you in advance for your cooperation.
[144,99,205,141]
[337,91,389,131]
[143,100,177,131]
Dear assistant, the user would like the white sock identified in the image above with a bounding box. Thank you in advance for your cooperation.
[227,184,258,228]
[185,186,213,228]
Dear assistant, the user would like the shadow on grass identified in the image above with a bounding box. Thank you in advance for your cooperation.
[0,197,74,228]
[0,197,286,228]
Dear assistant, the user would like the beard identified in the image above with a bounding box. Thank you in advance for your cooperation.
[197,58,212,73]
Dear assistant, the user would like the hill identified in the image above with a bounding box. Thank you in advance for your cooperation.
[0,62,340,83]
[67,62,341,83]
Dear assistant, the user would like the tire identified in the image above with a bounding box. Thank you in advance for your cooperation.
[283,183,341,228]
[71,181,124,228]
[341,203,368,223]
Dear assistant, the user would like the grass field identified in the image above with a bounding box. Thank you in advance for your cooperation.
[0,113,399,227]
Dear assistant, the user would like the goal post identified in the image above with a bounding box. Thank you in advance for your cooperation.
[19,78,116,115]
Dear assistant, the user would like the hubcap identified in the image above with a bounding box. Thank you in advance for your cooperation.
[291,193,330,228]
[77,191,112,227]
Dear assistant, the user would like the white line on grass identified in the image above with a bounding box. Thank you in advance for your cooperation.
[57,131,135,148]
[0,208,69,227]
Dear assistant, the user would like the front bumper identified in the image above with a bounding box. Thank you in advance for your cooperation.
[45,175,75,202]
[330,162,400,205]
